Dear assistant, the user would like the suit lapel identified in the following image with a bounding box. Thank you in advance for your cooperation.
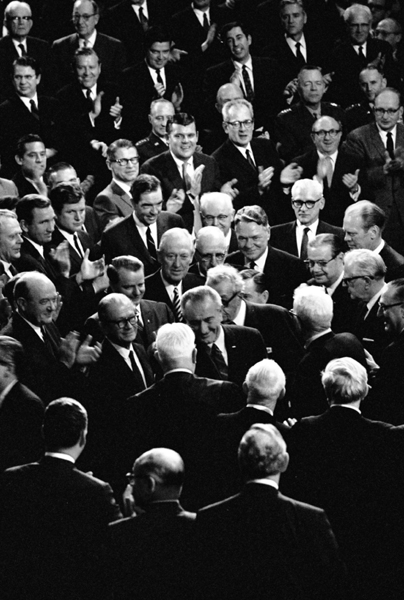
[110,181,134,212]
[124,217,154,266]
[369,123,388,159]
[225,140,256,176]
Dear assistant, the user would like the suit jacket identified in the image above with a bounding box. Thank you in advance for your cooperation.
[270,219,345,257]
[136,131,169,165]
[353,297,393,365]
[292,146,362,226]
[0,177,17,197]
[51,31,126,89]
[50,227,94,276]
[0,456,122,600]
[94,179,134,230]
[101,211,184,275]
[143,269,202,316]
[381,242,404,281]
[328,280,358,334]
[196,483,345,600]
[12,170,42,198]
[212,138,286,222]
[345,122,404,253]
[110,500,196,600]
[274,101,345,163]
[0,381,44,473]
[194,324,267,387]
[227,245,308,309]
[141,150,221,231]
[288,331,368,418]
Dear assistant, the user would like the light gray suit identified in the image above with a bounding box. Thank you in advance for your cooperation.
[0,178,18,198]
[93,180,134,231]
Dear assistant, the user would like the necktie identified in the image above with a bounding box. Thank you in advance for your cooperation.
[249,260,257,270]
[358,45,365,59]
[138,6,148,31]
[242,65,254,103]
[86,88,93,111]
[324,155,333,187]
[155,69,165,96]
[245,149,256,171]
[30,99,39,120]
[210,344,228,380]
[41,326,57,359]
[203,12,210,32]
[295,41,306,67]
[73,233,84,258]
[146,226,157,260]
[312,112,318,121]
[386,131,395,160]
[172,286,183,322]
[18,43,26,57]
[300,227,310,260]
[129,349,147,389]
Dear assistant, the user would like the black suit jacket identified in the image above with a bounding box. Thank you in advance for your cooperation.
[50,227,94,276]
[196,483,345,600]
[381,242,404,281]
[353,298,392,365]
[227,245,308,309]
[101,211,184,275]
[270,219,345,257]
[143,269,202,317]
[12,170,42,198]
[0,456,122,600]
[136,131,169,165]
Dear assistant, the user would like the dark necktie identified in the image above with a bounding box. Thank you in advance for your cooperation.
[386,131,395,160]
[300,227,310,260]
[312,112,318,121]
[129,349,147,389]
[86,89,93,111]
[146,226,157,260]
[249,260,257,270]
[138,6,148,31]
[203,12,209,32]
[357,45,366,63]
[182,161,191,191]
[242,65,254,103]
[245,149,256,171]
[295,41,306,67]
[73,233,84,258]
[155,68,164,86]
[172,286,183,322]
[41,326,57,359]
[210,343,228,380]
[18,43,26,57]
[30,99,39,120]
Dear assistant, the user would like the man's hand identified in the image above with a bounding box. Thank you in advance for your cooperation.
[280,162,303,185]
[168,47,188,63]
[81,175,95,194]
[283,78,298,104]
[202,23,217,52]
[220,178,239,199]
[258,166,274,193]
[171,83,184,110]
[342,168,360,190]
[90,90,104,119]
[76,335,102,365]
[59,331,81,368]
[49,240,70,277]
[322,72,334,90]
[92,270,109,294]
[90,140,108,156]
[110,96,123,121]
[166,188,186,213]
[76,250,105,285]
[383,148,404,174]
[188,164,205,199]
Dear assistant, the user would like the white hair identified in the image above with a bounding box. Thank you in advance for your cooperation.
[293,284,333,329]
[322,357,368,403]
[156,323,195,364]
[245,359,286,401]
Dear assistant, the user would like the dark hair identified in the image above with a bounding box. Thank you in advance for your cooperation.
[49,183,84,214]
[106,139,135,161]
[0,196,19,211]
[43,398,88,450]
[308,233,344,255]
[73,47,100,67]
[16,134,44,158]
[144,25,172,49]
[130,174,161,205]
[220,21,251,40]
[166,112,196,134]
[240,269,269,294]
[107,256,144,285]
[234,205,269,228]
[13,55,41,76]
[16,194,51,224]
[46,162,76,184]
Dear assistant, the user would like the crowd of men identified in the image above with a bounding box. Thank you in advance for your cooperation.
[0,0,404,598]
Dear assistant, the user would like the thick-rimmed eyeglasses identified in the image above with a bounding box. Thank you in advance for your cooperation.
[107,316,137,329]
[312,129,341,139]
[373,107,400,117]
[225,119,254,129]
[110,157,139,166]
[221,291,239,307]
[292,198,323,209]
[378,301,403,313]
[342,275,374,286]
[304,256,336,269]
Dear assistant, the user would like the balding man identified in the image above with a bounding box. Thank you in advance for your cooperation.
[135,99,175,165]
[200,192,237,253]
[0,209,22,280]
[271,179,344,258]
[345,65,387,133]
[343,201,404,279]
[345,89,404,253]
[189,226,227,282]
[110,448,196,600]
[201,82,243,153]
[281,115,361,225]
[197,423,344,600]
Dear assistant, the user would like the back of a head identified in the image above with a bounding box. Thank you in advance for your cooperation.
[0,335,24,379]
[293,284,333,331]
[155,323,195,369]
[134,447,185,500]
[245,359,286,405]
[322,357,369,405]
[43,398,87,451]
[238,424,288,481]
[344,248,386,280]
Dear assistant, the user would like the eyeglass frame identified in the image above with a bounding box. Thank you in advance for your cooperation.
[8,16,32,22]
[220,290,240,308]
[292,197,323,210]
[311,129,341,139]
[373,107,401,117]
[342,275,374,286]
[224,119,254,129]
[72,13,97,22]
[199,252,226,263]
[109,156,139,166]
[378,301,403,313]
[304,255,337,270]
[106,315,137,330]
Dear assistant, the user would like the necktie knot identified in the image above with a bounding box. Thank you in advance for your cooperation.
[138,6,148,31]
[386,131,395,159]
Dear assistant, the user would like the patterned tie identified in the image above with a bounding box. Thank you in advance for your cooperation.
[172,286,183,322]
[300,227,310,260]
[30,99,39,120]
[73,233,84,258]
[245,149,256,171]
[295,41,306,67]
[386,131,395,160]
[210,344,228,380]
[146,226,157,260]
[242,65,254,103]
[138,6,149,31]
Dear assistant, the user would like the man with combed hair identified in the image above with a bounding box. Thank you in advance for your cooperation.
[197,422,345,600]
[343,200,404,278]
[345,65,387,133]
[201,83,243,154]
[0,397,122,600]
[206,264,303,376]
[289,284,367,417]
[110,447,197,600]
[287,356,401,599]
[189,226,227,282]
[227,205,307,309]
[0,209,22,279]
[344,248,391,362]
[239,269,269,304]
[200,192,237,253]
[181,285,267,387]
[271,178,344,258]
[135,99,175,165]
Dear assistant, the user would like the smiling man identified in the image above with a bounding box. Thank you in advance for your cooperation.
[0,210,23,279]
[13,133,48,197]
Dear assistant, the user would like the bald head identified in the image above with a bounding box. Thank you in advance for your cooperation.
[132,448,185,506]
[215,83,243,113]
[201,192,234,236]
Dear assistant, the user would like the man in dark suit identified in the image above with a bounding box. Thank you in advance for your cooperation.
[274,65,345,163]
[93,139,139,231]
[200,191,238,254]
[0,209,23,280]
[141,112,225,231]
[12,134,48,197]
[120,26,183,142]
[0,397,122,600]
[143,227,200,319]
[286,357,402,600]
[135,98,174,165]
[0,335,44,473]
[345,64,387,133]
[343,200,404,281]
[206,264,303,377]
[197,423,345,600]
[181,285,267,387]
[212,99,286,222]
[101,174,184,274]
[271,178,344,257]
[344,88,404,253]
[288,284,367,418]
[0,1,55,101]
[51,0,126,89]
[227,205,308,309]
[110,448,197,600]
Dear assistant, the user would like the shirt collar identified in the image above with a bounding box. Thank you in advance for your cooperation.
[296,218,319,232]
[45,452,75,463]
[23,236,44,258]
[233,298,247,326]
[19,93,39,109]
[330,403,361,414]
[78,29,97,47]
[327,271,344,296]
[246,246,268,272]
[246,478,279,489]
[170,150,194,172]
[232,56,253,69]
[373,239,385,255]
[305,328,332,348]
[247,403,273,415]
[317,149,338,162]
[112,178,132,195]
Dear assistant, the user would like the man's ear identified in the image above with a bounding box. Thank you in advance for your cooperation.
[36,74,41,86]
[15,297,27,314]
[15,154,23,166]
[19,219,29,234]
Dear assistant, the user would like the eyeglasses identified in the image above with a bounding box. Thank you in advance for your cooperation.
[9,16,32,22]
[312,129,341,139]
[342,275,374,286]
[110,157,139,166]
[292,198,323,209]
[107,316,137,329]
[200,253,226,263]
[225,119,254,129]
[378,301,403,313]
[304,256,336,269]
[203,214,230,224]
[72,13,97,22]
[221,290,239,307]
[373,107,400,117]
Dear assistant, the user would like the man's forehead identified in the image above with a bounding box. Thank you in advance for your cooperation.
[24,142,45,154]
[228,105,252,120]
[9,4,31,16]
[52,168,78,183]
[313,117,339,131]
[293,189,320,201]
[76,55,99,67]
[308,244,332,257]
[203,198,231,214]
[170,123,196,135]
[74,0,93,11]
[152,104,174,117]
[375,91,400,107]
[300,70,323,83]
